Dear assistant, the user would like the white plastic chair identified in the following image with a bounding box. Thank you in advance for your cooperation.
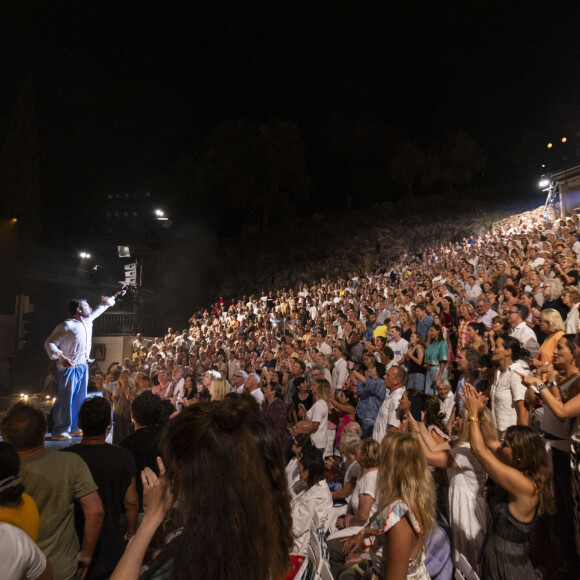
[455,554,479,580]
[319,559,334,580]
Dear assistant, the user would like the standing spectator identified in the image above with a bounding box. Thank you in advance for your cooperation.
[562,286,580,334]
[0,524,53,580]
[0,442,40,541]
[424,325,449,396]
[373,366,407,444]
[349,360,386,439]
[294,379,331,454]
[331,345,349,393]
[388,325,409,364]
[489,336,529,441]
[1,403,104,580]
[404,332,426,392]
[414,304,434,342]
[262,382,292,458]
[119,392,165,511]
[475,296,498,328]
[508,304,540,358]
[62,397,139,580]
[534,309,565,366]
[44,294,119,440]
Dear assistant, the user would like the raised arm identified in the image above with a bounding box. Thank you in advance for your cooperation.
[462,385,536,512]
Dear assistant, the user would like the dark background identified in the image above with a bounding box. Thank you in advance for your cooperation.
[0,1,578,321]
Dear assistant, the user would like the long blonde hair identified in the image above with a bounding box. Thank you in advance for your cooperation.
[209,378,228,402]
[377,432,436,534]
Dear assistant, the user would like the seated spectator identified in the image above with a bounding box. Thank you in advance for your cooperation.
[290,446,333,555]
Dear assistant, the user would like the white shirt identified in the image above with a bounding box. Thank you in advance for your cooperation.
[237,385,265,405]
[44,297,115,369]
[0,523,47,580]
[509,322,539,358]
[565,303,580,335]
[307,399,329,450]
[490,364,528,439]
[388,338,409,364]
[291,482,333,555]
[477,308,498,329]
[332,358,348,392]
[372,387,405,444]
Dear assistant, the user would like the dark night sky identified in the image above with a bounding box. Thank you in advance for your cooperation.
[0,1,579,238]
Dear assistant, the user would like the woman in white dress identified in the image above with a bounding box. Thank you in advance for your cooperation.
[407,408,491,572]
[290,446,333,556]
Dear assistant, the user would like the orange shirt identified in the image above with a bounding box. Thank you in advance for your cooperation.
[0,492,40,542]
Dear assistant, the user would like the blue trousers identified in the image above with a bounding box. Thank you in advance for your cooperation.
[52,364,88,434]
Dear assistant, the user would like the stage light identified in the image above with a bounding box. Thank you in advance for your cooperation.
[11,218,17,223]
[547,143,553,148]
[562,137,567,143]
[538,179,550,188]
[79,252,91,259]
[155,209,165,217]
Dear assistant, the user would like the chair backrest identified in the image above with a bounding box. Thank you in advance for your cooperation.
[454,569,466,580]
[309,527,322,575]
[312,510,321,530]
[455,554,479,580]
[319,559,333,580]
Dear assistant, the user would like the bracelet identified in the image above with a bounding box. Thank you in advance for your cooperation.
[412,430,420,434]
[537,383,548,392]
[466,416,479,425]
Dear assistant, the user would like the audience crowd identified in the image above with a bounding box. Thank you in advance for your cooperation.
[4,210,580,579]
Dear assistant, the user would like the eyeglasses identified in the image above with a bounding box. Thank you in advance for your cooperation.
[509,310,519,314]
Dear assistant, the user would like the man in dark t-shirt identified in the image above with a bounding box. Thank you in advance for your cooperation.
[62,397,138,580]
[119,391,165,511]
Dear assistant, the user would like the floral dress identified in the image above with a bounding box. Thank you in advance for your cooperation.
[363,500,430,579]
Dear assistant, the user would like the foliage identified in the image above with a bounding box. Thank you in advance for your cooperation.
[391,142,426,198]
[191,119,310,235]
[424,130,487,193]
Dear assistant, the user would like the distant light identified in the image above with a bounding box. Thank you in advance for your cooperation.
[11,218,17,223]
[154,209,165,217]
[539,178,550,188]
[562,137,567,143]
[79,252,91,259]
[547,143,553,148]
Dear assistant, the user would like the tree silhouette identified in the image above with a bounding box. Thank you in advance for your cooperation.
[424,130,486,194]
[391,141,426,198]
[192,119,310,235]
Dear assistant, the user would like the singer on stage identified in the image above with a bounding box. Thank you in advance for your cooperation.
[44,292,122,440]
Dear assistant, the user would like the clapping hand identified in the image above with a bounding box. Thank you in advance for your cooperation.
[142,457,174,526]
[460,383,484,418]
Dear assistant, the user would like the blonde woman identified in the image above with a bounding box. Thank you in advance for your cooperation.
[534,308,565,366]
[338,432,436,579]
[209,377,228,402]
[294,379,331,453]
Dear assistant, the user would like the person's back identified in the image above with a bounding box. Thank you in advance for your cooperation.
[19,446,97,580]
[1,403,102,580]
[62,397,138,579]
[118,391,165,510]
